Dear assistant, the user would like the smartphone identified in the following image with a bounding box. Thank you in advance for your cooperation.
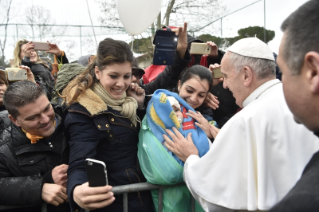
[5,68,27,81]
[33,41,50,51]
[152,29,177,65]
[85,158,108,187]
[190,43,211,55]
[213,67,223,79]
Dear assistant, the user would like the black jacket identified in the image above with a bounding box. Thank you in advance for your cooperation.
[22,54,69,101]
[64,89,153,212]
[0,105,69,212]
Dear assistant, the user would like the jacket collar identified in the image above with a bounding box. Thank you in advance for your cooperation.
[243,79,281,108]
[69,88,107,116]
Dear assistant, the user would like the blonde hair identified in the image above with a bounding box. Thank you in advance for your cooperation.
[13,39,49,68]
[13,39,28,67]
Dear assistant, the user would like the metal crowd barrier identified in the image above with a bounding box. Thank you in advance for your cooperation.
[0,182,195,212]
[112,182,196,212]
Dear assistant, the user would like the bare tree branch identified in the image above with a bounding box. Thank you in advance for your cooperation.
[0,0,12,65]
[164,0,176,26]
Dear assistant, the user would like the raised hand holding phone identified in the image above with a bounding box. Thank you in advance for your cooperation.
[72,158,115,210]
[209,64,224,86]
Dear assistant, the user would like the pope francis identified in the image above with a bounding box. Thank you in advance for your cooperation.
[163,37,319,212]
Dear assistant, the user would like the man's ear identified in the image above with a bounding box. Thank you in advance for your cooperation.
[8,114,20,127]
[305,52,319,94]
[242,66,253,87]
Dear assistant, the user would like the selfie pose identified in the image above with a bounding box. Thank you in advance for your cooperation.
[62,38,153,212]
[13,39,69,100]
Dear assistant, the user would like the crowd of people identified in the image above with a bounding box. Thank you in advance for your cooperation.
[0,0,319,211]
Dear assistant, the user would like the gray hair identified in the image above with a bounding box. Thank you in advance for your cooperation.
[281,0,319,75]
[227,51,276,79]
[3,81,46,119]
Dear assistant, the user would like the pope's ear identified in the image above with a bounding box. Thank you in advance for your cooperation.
[8,114,20,127]
[242,66,253,87]
[305,52,319,94]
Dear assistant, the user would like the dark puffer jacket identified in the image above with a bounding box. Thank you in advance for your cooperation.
[0,105,69,212]
[22,54,69,101]
[64,89,153,212]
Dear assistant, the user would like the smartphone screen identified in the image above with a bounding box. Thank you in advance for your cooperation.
[85,158,108,187]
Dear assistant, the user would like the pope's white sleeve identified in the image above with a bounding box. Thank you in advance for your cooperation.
[184,155,234,212]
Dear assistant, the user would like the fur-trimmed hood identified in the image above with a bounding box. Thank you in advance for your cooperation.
[66,87,107,116]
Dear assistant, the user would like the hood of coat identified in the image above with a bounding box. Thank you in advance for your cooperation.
[67,87,107,116]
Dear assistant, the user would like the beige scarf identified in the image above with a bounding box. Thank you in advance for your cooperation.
[92,83,138,126]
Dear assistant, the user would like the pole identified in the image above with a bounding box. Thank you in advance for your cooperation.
[264,0,266,42]
[80,26,82,56]
[221,18,223,39]
[16,24,18,40]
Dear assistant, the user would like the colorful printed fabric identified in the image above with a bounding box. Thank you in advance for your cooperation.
[146,89,209,166]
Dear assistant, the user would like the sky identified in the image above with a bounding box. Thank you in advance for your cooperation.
[0,0,309,62]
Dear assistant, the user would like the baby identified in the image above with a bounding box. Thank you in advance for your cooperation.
[167,96,183,125]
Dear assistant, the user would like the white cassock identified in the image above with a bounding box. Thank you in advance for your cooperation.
[184,79,319,212]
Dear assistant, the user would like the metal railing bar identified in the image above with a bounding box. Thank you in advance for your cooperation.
[191,196,195,212]
[158,187,163,212]
[112,182,185,194]
[0,182,189,211]
[123,193,128,212]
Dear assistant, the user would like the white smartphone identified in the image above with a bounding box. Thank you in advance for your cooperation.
[190,43,211,55]
[33,41,50,51]
[85,158,108,187]
[5,68,27,81]
[213,67,223,79]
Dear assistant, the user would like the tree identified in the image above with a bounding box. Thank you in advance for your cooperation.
[0,0,12,67]
[99,0,225,32]
[237,26,275,44]
[98,0,226,45]
[198,26,275,49]
[161,0,225,33]
[22,5,55,41]
[129,37,153,55]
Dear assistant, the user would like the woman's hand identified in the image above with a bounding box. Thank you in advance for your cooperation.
[22,42,35,58]
[209,63,224,86]
[205,93,219,110]
[127,83,145,109]
[73,183,115,210]
[187,110,214,138]
[209,124,220,139]
[172,22,188,59]
[19,65,36,83]
[164,127,198,162]
[46,41,62,56]
[206,41,219,58]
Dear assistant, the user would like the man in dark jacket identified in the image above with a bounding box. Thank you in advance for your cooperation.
[0,81,69,212]
[270,0,319,211]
